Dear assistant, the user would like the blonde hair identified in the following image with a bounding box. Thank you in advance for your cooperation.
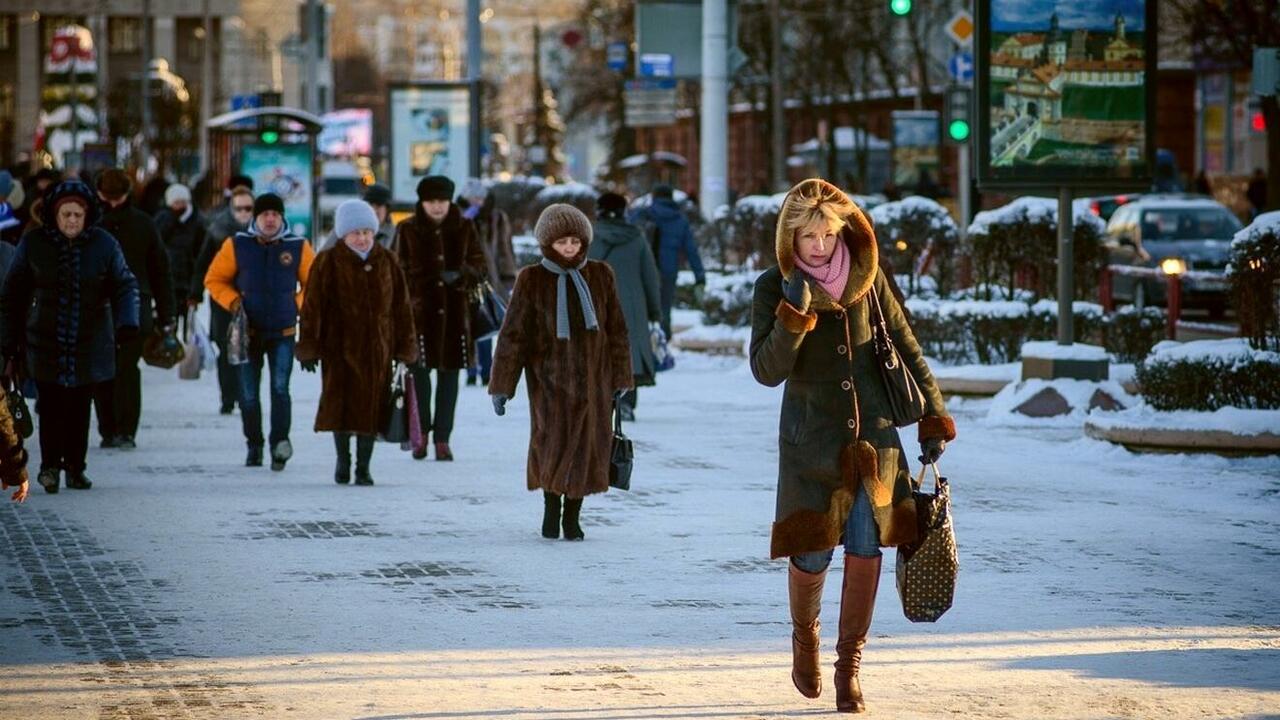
[779,179,858,241]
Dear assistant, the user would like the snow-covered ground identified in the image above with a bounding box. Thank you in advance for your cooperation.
[2,351,1278,719]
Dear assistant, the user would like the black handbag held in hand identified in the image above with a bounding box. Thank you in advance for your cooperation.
[609,402,633,491]
[868,285,927,427]
[2,379,32,439]
[470,280,508,342]
[379,366,410,444]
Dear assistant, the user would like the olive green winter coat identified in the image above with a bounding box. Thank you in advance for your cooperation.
[749,182,956,560]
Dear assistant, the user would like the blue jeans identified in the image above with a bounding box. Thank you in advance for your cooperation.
[467,338,494,383]
[239,336,294,448]
[791,484,882,573]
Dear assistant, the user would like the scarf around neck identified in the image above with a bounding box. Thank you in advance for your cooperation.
[793,237,850,302]
[540,257,598,340]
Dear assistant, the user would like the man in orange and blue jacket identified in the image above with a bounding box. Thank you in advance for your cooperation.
[204,193,314,471]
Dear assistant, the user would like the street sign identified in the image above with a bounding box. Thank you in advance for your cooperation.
[607,41,628,71]
[639,52,674,78]
[944,84,972,145]
[1253,47,1279,96]
[945,10,974,46]
[624,78,678,128]
[948,52,974,84]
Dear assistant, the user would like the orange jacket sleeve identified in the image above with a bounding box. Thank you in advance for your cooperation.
[295,240,316,311]
[204,239,240,312]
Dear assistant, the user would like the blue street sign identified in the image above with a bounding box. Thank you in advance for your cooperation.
[230,94,261,112]
[639,52,674,78]
[948,52,974,84]
[607,42,628,71]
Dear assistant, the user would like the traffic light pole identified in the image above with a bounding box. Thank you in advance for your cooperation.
[700,0,729,220]
[958,140,970,240]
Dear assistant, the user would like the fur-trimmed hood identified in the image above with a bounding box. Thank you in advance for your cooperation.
[774,178,878,308]
[40,180,102,230]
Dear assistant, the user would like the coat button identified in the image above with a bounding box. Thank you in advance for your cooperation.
[437,255,444,261]
[838,344,848,355]
[842,380,852,391]
[364,265,371,272]
[438,309,445,315]
[847,419,856,429]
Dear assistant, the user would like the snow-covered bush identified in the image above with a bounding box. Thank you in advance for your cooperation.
[1136,339,1280,411]
[1227,210,1280,352]
[531,182,599,223]
[721,193,787,268]
[700,271,757,327]
[869,197,960,297]
[489,176,548,233]
[966,197,1108,302]
[1103,306,1166,363]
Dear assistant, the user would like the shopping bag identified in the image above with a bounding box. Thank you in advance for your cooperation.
[895,463,958,623]
[178,310,202,380]
[402,370,427,454]
[191,312,218,370]
[226,305,250,366]
[652,325,675,373]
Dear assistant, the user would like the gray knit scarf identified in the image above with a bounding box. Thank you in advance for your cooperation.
[540,257,598,339]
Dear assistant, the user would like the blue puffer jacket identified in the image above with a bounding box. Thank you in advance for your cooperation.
[0,181,140,387]
[634,198,706,281]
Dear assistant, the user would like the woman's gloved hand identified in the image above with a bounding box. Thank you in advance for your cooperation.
[919,437,946,465]
[782,272,812,314]
[491,394,509,416]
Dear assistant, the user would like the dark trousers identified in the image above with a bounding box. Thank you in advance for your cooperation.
[466,338,494,384]
[35,382,93,473]
[239,335,295,448]
[209,303,240,409]
[659,272,678,339]
[92,336,143,440]
[409,366,459,443]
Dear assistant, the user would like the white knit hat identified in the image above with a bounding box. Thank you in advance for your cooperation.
[334,199,379,240]
[164,183,192,206]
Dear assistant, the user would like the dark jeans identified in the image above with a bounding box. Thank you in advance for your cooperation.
[239,335,295,448]
[35,382,93,473]
[210,303,240,409]
[660,273,678,339]
[409,366,459,443]
[92,336,143,440]
[466,338,494,384]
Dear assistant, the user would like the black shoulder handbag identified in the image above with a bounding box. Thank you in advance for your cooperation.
[469,280,507,342]
[868,285,927,427]
[609,402,633,491]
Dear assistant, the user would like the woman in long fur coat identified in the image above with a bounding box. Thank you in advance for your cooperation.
[489,204,633,541]
[297,200,417,485]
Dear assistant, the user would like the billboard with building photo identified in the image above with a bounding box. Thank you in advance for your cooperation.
[388,84,471,206]
[976,0,1156,188]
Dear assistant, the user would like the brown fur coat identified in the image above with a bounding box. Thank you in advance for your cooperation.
[296,243,417,434]
[490,254,634,499]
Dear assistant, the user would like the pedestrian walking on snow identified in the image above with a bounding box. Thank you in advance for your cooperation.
[490,204,633,541]
[154,183,205,337]
[749,178,955,713]
[297,200,417,485]
[457,177,516,387]
[0,180,140,493]
[204,193,315,470]
[629,184,705,339]
[392,175,487,462]
[191,187,252,414]
[588,192,661,421]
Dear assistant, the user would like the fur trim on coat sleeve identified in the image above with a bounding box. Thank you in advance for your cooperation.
[918,415,957,443]
[775,300,818,334]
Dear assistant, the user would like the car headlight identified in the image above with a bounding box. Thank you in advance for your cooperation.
[1160,257,1187,277]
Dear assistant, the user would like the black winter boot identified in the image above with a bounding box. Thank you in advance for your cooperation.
[542,491,561,539]
[354,435,375,486]
[64,471,92,490]
[562,497,585,541]
[37,469,59,494]
[246,445,263,467]
[333,433,352,484]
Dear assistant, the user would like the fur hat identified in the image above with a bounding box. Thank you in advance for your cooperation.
[596,192,628,218]
[363,183,392,206]
[534,203,593,249]
[253,193,285,218]
[333,199,379,240]
[97,168,133,200]
[164,183,192,206]
[417,175,455,202]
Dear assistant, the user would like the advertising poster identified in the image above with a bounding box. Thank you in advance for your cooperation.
[977,0,1155,188]
[388,84,471,205]
[240,144,314,237]
[892,111,941,191]
[318,109,373,158]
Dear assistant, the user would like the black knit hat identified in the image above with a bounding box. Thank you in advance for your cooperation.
[227,174,254,191]
[417,175,454,202]
[253,193,285,218]
[363,183,392,206]
[596,192,628,218]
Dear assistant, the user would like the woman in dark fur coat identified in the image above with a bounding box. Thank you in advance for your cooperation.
[489,204,633,541]
[297,200,417,485]
[750,179,955,713]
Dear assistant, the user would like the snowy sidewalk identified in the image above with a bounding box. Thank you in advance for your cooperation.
[2,354,1278,719]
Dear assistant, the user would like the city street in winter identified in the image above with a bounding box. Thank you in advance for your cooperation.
[2,347,1277,719]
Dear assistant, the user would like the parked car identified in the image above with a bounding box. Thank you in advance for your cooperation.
[1082,193,1139,222]
[1103,195,1242,318]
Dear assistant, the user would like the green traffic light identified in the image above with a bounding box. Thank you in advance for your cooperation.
[890,0,912,15]
[261,130,279,144]
[948,120,970,142]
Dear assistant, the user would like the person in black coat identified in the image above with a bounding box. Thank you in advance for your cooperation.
[191,186,252,414]
[154,183,205,336]
[93,169,175,449]
[0,180,140,493]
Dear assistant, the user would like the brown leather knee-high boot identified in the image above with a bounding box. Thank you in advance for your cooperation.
[834,553,881,713]
[788,562,827,698]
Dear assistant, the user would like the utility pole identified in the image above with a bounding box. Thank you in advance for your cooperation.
[700,0,728,219]
[305,0,321,114]
[140,0,153,172]
[769,0,786,192]
[199,0,213,174]
[466,0,483,177]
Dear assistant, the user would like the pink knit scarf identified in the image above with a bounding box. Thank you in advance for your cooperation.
[793,238,850,301]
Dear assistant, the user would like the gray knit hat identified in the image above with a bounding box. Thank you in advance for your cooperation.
[460,177,487,200]
[333,199,379,240]
[534,203,593,249]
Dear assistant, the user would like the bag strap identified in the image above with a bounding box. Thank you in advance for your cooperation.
[613,400,624,435]
[868,284,901,371]
[914,462,944,492]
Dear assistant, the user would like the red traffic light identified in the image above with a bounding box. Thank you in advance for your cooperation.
[1251,111,1266,133]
